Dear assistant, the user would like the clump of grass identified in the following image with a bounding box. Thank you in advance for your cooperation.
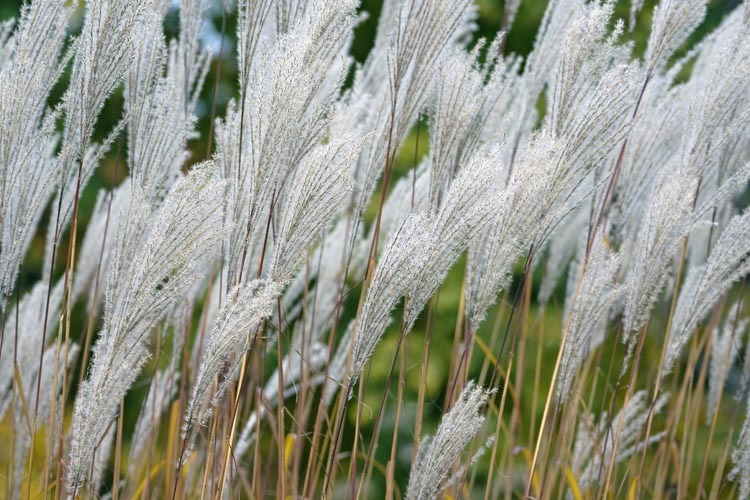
[1,0,750,498]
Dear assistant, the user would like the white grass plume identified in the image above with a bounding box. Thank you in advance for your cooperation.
[67,164,225,493]
[126,303,191,481]
[666,208,750,375]
[557,236,624,402]
[348,0,475,212]
[349,213,431,391]
[621,173,699,342]
[428,42,502,214]
[270,136,358,284]
[406,381,492,500]
[184,280,280,437]
[405,148,503,331]
[72,181,131,311]
[572,390,668,488]
[220,0,356,288]
[646,0,707,74]
[732,393,750,499]
[0,0,71,307]
[0,281,63,417]
[707,301,747,419]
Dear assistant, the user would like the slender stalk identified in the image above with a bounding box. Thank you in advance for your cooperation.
[696,282,744,495]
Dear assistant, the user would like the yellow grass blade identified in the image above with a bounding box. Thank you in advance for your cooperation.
[283,433,296,472]
[519,447,541,497]
[565,466,583,500]
[627,477,638,500]
[14,363,32,433]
